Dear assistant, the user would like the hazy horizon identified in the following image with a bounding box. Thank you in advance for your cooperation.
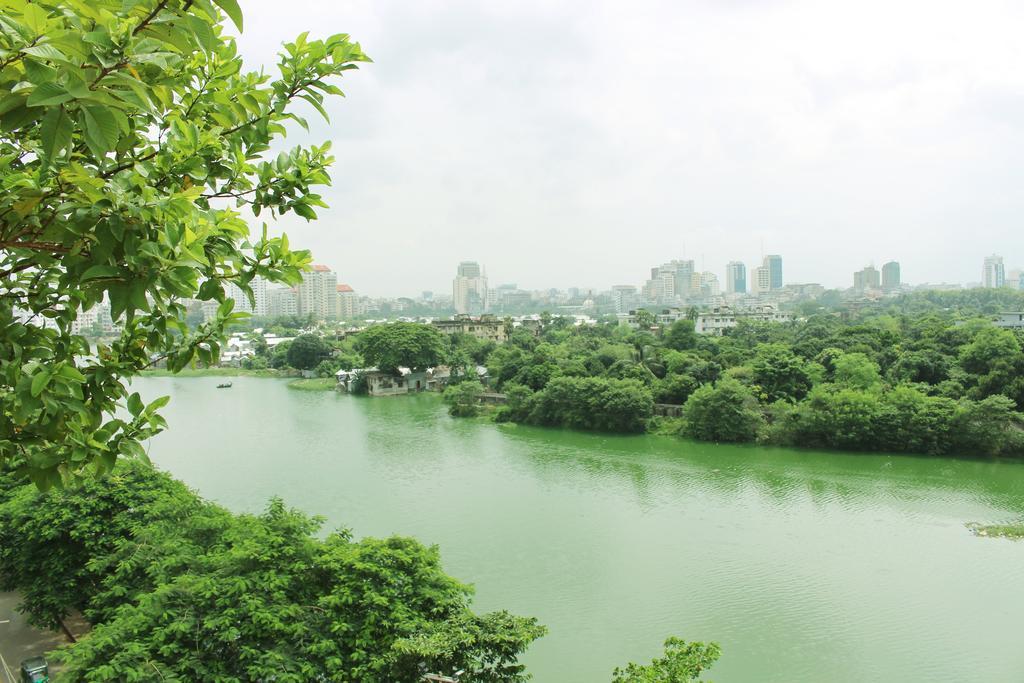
[234,0,1024,297]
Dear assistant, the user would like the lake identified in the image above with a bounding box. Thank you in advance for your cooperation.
[135,376,1024,682]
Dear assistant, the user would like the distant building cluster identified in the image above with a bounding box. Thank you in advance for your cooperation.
[258,265,364,321]
[851,261,901,294]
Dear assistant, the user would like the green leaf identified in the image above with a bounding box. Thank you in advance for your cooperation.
[57,365,87,383]
[121,439,151,465]
[27,82,72,107]
[31,370,51,397]
[211,0,243,32]
[20,43,67,62]
[81,264,120,280]
[145,395,170,415]
[20,4,50,34]
[128,392,144,417]
[38,106,73,163]
[82,106,119,156]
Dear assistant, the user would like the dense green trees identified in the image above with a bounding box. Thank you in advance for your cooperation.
[286,333,333,370]
[0,460,544,681]
[454,298,1024,457]
[445,381,485,417]
[356,322,445,373]
[681,379,764,443]
[663,319,698,351]
[0,0,367,483]
[511,376,653,433]
[749,343,814,402]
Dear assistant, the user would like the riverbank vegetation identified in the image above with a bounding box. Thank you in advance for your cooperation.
[448,291,1024,458]
[287,377,338,391]
[966,522,1024,540]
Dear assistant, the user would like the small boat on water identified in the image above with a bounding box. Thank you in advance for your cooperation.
[216,382,233,389]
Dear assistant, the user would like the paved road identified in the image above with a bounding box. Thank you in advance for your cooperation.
[0,592,68,683]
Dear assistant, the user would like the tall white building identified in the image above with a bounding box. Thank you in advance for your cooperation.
[336,284,359,318]
[452,261,488,314]
[983,254,1005,288]
[298,265,338,318]
[752,265,771,294]
[268,287,298,317]
[223,276,268,316]
[611,285,639,314]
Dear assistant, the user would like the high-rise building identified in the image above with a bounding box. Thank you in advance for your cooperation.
[611,285,639,314]
[297,265,338,318]
[1009,269,1024,291]
[223,276,268,316]
[336,284,359,318]
[983,254,1005,288]
[453,261,488,314]
[670,260,695,299]
[853,266,881,291]
[752,266,771,294]
[725,262,746,294]
[643,259,693,303]
[764,255,783,290]
[696,272,719,297]
[881,261,900,292]
[268,287,298,317]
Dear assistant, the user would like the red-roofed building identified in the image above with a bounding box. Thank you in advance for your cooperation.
[337,283,359,318]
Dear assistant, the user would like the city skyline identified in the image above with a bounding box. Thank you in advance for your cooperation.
[233,0,1024,297]
[291,250,1023,302]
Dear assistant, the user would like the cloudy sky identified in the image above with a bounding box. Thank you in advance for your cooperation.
[235,0,1024,296]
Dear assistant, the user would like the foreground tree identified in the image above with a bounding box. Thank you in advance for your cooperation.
[0,0,368,484]
[612,638,720,683]
[0,460,545,681]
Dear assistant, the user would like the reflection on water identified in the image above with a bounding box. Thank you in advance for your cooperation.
[138,376,1024,683]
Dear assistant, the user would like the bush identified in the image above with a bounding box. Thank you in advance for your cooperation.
[444,381,485,418]
[526,377,653,433]
[495,384,536,423]
[681,379,764,443]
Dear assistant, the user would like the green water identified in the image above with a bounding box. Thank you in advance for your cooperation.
[136,376,1024,682]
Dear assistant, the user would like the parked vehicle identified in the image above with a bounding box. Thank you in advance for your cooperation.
[20,656,49,683]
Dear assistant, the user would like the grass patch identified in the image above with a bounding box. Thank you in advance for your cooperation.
[286,377,337,391]
[966,522,1024,540]
[142,367,285,378]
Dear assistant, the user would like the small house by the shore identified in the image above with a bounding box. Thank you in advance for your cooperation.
[336,367,428,396]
